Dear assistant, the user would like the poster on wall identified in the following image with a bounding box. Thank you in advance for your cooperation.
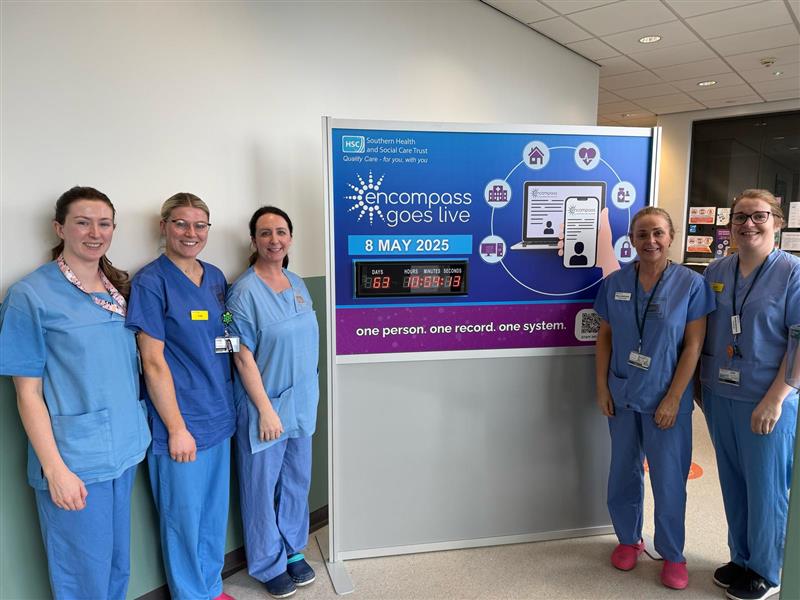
[326,120,655,358]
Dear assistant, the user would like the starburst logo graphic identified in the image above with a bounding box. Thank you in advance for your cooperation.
[345,171,386,224]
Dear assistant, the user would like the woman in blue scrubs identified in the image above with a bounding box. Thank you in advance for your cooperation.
[701,189,800,600]
[594,207,714,590]
[0,186,150,599]
[126,193,236,600]
[227,206,319,599]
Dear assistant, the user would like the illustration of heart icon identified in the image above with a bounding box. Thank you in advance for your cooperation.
[579,147,596,165]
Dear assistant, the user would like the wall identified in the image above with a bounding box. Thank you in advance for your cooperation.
[655,98,800,261]
[0,1,598,597]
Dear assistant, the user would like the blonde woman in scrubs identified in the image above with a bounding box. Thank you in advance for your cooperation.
[0,186,150,599]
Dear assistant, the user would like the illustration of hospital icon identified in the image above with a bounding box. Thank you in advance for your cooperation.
[488,185,507,203]
[621,241,631,258]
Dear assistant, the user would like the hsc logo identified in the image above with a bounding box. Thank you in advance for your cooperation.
[342,136,365,153]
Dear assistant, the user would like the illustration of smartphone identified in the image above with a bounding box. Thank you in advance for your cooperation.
[563,196,599,269]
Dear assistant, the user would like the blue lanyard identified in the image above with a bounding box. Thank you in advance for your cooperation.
[730,253,768,357]
[633,262,668,352]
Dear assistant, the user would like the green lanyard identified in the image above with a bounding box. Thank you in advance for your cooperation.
[633,262,667,353]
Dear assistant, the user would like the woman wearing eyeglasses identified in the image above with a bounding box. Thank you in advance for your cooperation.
[701,189,800,600]
[126,193,236,600]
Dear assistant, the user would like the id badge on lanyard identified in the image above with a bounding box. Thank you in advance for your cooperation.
[214,311,240,354]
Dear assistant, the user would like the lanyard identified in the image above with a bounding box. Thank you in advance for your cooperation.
[633,262,667,352]
[729,253,768,357]
[57,254,127,317]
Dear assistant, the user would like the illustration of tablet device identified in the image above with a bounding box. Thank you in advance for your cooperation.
[511,181,606,251]
[563,196,601,269]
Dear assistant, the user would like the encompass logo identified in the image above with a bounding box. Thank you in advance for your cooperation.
[343,172,473,227]
[568,205,595,215]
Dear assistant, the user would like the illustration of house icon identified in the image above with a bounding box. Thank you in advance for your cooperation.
[528,146,544,165]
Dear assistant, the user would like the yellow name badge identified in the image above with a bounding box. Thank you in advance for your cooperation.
[191,310,209,321]
[712,282,725,293]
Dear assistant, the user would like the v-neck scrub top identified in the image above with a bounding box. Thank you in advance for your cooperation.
[594,261,716,414]
[0,262,151,489]
[126,254,235,455]
[701,250,800,402]
[226,267,319,453]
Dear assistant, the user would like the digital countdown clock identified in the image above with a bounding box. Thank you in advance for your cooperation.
[354,260,468,298]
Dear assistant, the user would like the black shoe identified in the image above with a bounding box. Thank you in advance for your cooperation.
[725,570,780,600]
[714,562,747,588]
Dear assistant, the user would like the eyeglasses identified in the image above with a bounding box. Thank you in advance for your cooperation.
[731,211,774,225]
[168,219,211,232]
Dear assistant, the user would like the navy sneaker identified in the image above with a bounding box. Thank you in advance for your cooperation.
[287,553,316,586]
[726,570,780,600]
[714,562,747,588]
[264,572,296,599]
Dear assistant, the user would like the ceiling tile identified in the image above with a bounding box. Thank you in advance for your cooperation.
[542,1,618,15]
[750,75,800,93]
[688,82,757,101]
[614,82,683,99]
[598,88,624,102]
[740,62,800,83]
[707,25,800,56]
[790,0,800,20]
[598,55,645,76]
[664,0,760,19]
[483,0,557,23]
[566,37,620,60]
[627,41,716,69]
[636,92,701,111]
[598,99,643,115]
[724,45,800,71]
[597,116,621,125]
[686,1,793,39]
[655,102,708,114]
[670,71,747,92]
[603,20,701,55]
[760,89,800,101]
[568,1,676,36]
[618,115,659,126]
[701,95,765,108]
[600,70,663,90]
[651,58,732,81]
[528,16,593,43]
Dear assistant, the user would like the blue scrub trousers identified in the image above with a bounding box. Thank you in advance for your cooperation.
[148,439,230,600]
[702,387,797,587]
[607,409,692,563]
[235,436,312,583]
[35,464,137,600]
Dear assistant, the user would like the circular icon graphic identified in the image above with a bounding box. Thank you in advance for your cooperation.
[479,235,506,264]
[574,142,600,171]
[611,181,636,209]
[522,141,550,170]
[484,179,511,208]
[614,235,637,263]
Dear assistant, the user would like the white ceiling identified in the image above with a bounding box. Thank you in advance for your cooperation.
[483,0,800,126]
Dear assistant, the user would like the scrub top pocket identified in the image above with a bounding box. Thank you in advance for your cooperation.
[50,408,114,474]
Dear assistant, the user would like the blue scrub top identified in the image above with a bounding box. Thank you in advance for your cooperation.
[594,261,715,414]
[226,268,319,453]
[126,254,235,455]
[701,250,800,402]
[0,262,150,489]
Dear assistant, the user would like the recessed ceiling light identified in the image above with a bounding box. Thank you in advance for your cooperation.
[638,35,661,44]
[774,136,785,140]
[621,113,635,117]
[790,146,800,151]
[774,70,784,76]
[697,80,717,87]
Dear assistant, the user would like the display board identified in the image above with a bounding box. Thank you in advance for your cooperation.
[329,122,653,359]
[323,119,659,593]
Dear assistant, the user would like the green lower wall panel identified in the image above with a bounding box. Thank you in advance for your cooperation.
[0,276,328,599]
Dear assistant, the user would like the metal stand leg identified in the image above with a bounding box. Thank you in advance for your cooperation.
[315,531,355,595]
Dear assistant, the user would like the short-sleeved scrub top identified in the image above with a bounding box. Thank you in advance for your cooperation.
[0,262,151,489]
[594,261,716,414]
[126,254,235,455]
[701,249,800,401]
[226,268,319,453]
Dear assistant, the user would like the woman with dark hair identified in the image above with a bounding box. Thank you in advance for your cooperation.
[701,189,800,600]
[0,186,150,598]
[594,206,715,590]
[126,192,236,600]
[227,206,319,598]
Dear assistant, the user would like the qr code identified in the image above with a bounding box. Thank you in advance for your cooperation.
[574,308,600,342]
